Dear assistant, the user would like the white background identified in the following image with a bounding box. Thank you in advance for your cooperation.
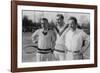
[0,0,99,73]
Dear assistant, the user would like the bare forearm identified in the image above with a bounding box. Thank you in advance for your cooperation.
[82,40,89,53]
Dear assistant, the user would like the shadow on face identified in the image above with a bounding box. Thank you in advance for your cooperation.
[68,19,77,31]
[56,14,64,26]
[40,18,48,29]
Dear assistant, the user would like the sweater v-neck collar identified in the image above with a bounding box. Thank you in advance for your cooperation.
[56,25,68,36]
[42,29,49,36]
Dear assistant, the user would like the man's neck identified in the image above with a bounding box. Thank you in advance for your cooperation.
[43,28,48,31]
[71,28,77,32]
[57,23,65,29]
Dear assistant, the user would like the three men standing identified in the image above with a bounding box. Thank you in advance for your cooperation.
[31,14,89,61]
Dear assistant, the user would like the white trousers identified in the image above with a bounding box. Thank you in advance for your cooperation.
[54,51,66,61]
[36,52,56,61]
[65,52,83,60]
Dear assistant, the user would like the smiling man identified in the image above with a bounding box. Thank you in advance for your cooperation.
[65,17,90,60]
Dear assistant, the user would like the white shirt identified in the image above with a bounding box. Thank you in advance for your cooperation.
[32,29,56,49]
[55,25,69,50]
[65,28,89,51]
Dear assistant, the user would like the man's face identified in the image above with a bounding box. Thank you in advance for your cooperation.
[56,16,63,25]
[68,19,77,31]
[41,20,48,29]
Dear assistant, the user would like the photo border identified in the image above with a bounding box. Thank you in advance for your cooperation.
[11,1,97,72]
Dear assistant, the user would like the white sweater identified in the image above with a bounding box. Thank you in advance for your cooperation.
[32,29,56,49]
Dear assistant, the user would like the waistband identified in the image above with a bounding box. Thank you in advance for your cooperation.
[54,49,80,53]
[67,49,80,53]
[54,49,65,53]
[37,48,52,51]
[37,48,52,54]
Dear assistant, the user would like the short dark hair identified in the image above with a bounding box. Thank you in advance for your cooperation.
[41,18,48,22]
[56,14,64,20]
[68,17,77,24]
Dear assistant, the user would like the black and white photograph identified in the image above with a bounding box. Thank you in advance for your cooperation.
[11,1,97,72]
[22,10,90,62]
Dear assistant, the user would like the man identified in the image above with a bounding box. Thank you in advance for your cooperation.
[31,18,56,61]
[54,14,69,60]
[65,17,90,60]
